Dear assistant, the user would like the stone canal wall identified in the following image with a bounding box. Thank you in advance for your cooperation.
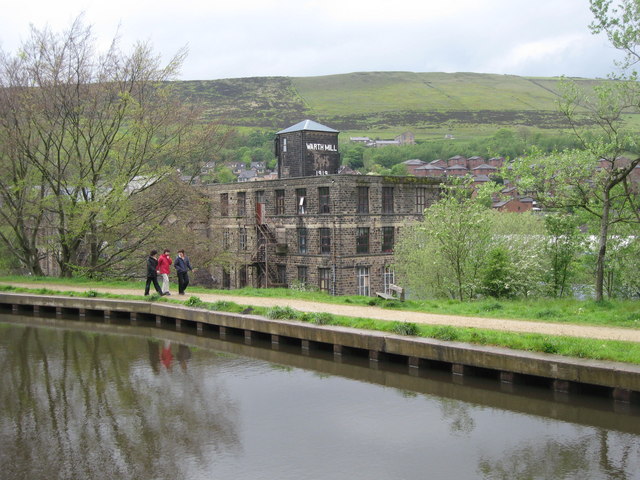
[1,292,639,403]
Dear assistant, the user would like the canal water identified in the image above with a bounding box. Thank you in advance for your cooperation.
[1,314,639,480]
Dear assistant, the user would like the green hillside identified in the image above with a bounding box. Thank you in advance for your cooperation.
[172,71,613,139]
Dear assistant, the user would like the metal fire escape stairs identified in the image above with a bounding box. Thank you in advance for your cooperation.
[251,203,284,287]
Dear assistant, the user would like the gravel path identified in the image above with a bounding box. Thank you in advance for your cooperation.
[3,282,640,343]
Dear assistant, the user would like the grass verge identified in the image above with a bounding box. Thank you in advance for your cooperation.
[1,284,638,365]
[2,276,639,329]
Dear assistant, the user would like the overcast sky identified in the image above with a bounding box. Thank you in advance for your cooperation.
[0,0,626,81]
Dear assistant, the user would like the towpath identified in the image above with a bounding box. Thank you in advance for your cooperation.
[2,282,639,343]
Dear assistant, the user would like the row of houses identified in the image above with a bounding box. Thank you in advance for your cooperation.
[402,156,505,177]
[400,157,537,212]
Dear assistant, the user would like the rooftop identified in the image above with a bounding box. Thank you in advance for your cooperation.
[277,119,339,134]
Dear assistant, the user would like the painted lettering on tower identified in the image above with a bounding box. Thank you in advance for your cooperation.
[275,119,341,179]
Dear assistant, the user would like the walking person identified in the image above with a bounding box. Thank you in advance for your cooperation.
[175,249,193,295]
[144,250,164,296]
[157,249,173,295]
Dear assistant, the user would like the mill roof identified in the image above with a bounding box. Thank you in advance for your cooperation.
[277,119,339,134]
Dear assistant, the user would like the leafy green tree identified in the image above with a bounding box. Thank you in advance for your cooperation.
[506,0,640,300]
[486,129,525,159]
[508,144,638,301]
[341,144,365,170]
[390,163,408,175]
[213,166,237,184]
[590,0,640,71]
[395,180,493,300]
[485,211,548,298]
[543,212,582,297]
[481,246,513,298]
[578,220,640,298]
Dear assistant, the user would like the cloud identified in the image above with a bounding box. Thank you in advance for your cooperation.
[0,0,628,80]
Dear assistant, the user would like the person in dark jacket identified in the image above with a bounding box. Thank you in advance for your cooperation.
[144,250,164,296]
[174,249,193,295]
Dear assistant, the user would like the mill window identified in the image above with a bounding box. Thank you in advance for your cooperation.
[415,187,426,213]
[296,188,307,215]
[318,187,330,213]
[318,268,331,293]
[382,226,394,253]
[357,186,369,214]
[356,227,370,254]
[320,227,331,254]
[237,192,246,216]
[220,193,229,216]
[357,267,370,296]
[382,187,394,214]
[298,228,308,254]
[275,189,285,215]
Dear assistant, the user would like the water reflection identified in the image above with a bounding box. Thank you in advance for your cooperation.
[1,314,639,480]
[0,322,239,480]
[479,429,638,479]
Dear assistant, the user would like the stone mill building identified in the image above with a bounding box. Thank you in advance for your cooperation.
[205,119,440,296]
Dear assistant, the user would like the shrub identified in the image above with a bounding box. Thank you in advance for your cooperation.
[85,290,99,298]
[391,321,419,336]
[483,301,503,312]
[541,340,558,354]
[289,280,318,293]
[590,299,613,309]
[535,309,559,319]
[387,301,402,308]
[266,306,299,320]
[470,331,489,344]
[184,296,204,307]
[312,312,334,325]
[432,325,459,341]
[211,301,234,311]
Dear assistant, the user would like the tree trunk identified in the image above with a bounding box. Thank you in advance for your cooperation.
[26,251,45,277]
[594,192,610,302]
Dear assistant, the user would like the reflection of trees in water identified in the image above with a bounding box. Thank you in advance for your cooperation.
[439,398,475,435]
[478,429,640,479]
[0,326,240,480]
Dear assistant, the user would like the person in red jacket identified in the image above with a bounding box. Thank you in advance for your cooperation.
[157,249,173,295]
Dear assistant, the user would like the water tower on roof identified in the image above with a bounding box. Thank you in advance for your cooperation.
[275,119,340,179]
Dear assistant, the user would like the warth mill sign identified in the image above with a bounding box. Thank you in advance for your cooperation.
[306,143,338,152]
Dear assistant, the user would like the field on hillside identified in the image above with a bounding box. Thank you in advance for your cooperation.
[292,72,567,113]
[171,71,633,139]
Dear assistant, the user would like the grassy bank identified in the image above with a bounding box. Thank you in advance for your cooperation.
[1,276,639,328]
[1,280,639,365]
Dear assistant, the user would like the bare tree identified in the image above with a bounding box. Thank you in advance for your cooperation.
[0,17,227,276]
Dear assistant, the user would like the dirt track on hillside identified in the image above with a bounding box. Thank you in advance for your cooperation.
[2,282,640,343]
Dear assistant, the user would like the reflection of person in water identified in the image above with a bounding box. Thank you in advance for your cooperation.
[177,344,192,372]
[161,341,173,370]
[147,340,161,373]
